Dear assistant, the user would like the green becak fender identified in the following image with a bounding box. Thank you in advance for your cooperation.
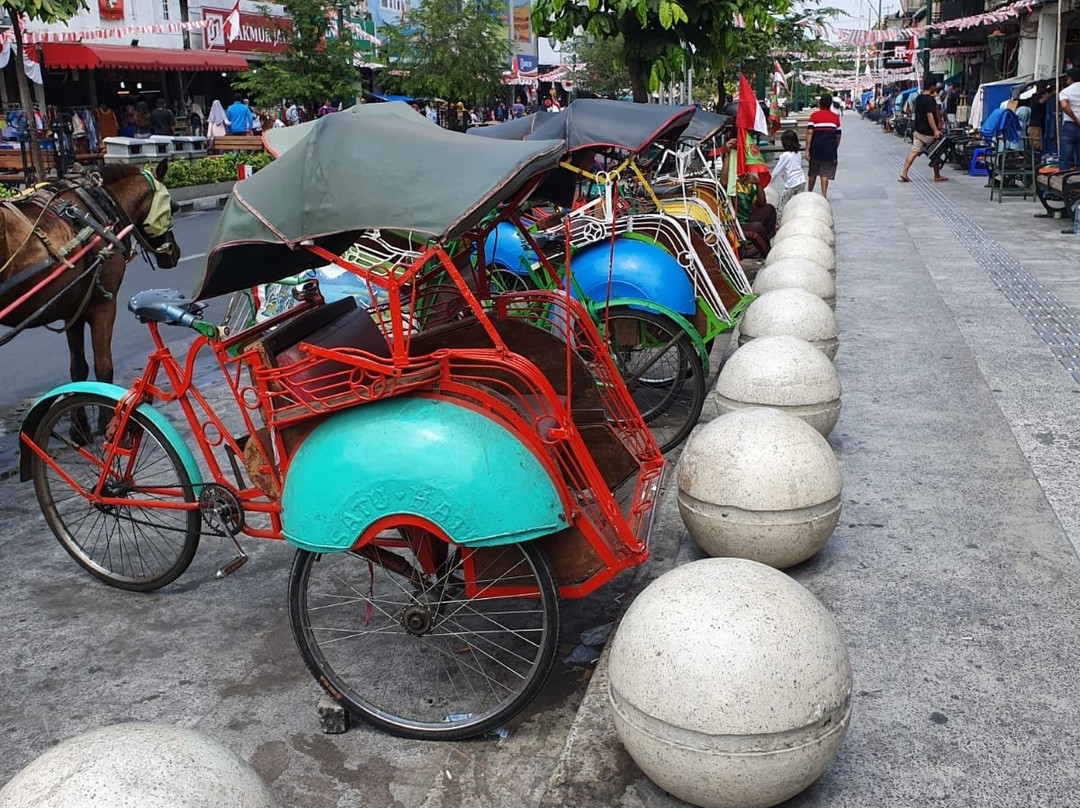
[280,396,567,553]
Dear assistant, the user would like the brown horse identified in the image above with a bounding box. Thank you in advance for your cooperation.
[0,159,180,388]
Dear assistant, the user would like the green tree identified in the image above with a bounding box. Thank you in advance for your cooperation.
[567,34,629,98]
[4,0,88,178]
[531,0,790,103]
[235,0,359,112]
[379,0,511,105]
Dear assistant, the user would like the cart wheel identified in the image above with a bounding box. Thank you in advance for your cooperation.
[600,307,706,452]
[31,393,201,591]
[488,267,532,294]
[289,530,559,740]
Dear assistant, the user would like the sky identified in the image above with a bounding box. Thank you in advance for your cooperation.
[829,0,907,30]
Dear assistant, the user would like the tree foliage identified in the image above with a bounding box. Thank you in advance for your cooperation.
[4,0,89,177]
[567,34,630,98]
[235,0,359,110]
[379,0,512,105]
[532,0,793,103]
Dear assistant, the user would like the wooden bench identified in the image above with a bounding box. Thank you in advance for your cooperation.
[1035,169,1080,218]
[212,135,265,153]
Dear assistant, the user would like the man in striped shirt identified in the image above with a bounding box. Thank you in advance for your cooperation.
[805,94,842,199]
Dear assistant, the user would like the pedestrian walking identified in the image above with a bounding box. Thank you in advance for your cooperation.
[188,102,204,136]
[770,129,807,217]
[207,100,228,146]
[1058,69,1080,171]
[285,100,300,127]
[226,93,253,135]
[899,78,947,183]
[805,94,841,199]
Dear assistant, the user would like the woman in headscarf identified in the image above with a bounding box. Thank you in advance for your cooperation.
[207,99,228,147]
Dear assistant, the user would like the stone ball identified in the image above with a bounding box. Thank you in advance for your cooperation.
[738,288,839,359]
[782,191,832,218]
[764,184,780,208]
[677,408,843,566]
[766,236,835,275]
[781,203,834,231]
[711,336,842,436]
[0,723,280,808]
[774,216,835,247]
[752,258,836,309]
[608,557,852,808]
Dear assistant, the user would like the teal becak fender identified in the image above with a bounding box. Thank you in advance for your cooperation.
[18,381,203,485]
[280,396,567,553]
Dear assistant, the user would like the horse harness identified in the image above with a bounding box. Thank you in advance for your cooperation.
[0,174,149,342]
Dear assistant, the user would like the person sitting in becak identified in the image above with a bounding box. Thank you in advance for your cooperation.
[719,137,777,258]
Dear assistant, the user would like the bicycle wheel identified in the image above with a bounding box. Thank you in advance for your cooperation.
[289,529,559,740]
[601,307,706,452]
[31,393,201,592]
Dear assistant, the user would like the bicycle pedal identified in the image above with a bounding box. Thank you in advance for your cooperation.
[216,555,248,579]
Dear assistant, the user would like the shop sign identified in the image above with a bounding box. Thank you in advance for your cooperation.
[99,0,124,21]
[203,7,290,53]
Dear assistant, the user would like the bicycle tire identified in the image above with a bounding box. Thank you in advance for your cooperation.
[600,307,706,452]
[289,534,559,740]
[31,392,201,591]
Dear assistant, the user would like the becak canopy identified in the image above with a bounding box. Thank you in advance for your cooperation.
[467,113,549,140]
[195,103,565,300]
[680,110,732,144]
[261,101,430,157]
[524,99,695,155]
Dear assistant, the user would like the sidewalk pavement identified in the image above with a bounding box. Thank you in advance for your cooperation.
[3,118,1080,807]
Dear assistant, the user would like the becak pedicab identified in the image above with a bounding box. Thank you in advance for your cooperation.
[18,107,664,740]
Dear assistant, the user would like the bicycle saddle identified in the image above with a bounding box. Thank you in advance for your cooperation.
[129,289,205,325]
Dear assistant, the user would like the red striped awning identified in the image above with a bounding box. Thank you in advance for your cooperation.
[41,43,248,72]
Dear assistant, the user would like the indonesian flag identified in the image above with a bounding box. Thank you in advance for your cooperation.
[736,72,769,137]
[735,73,771,188]
[223,0,241,45]
[772,60,788,89]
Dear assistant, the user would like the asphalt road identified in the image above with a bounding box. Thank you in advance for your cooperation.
[0,209,223,411]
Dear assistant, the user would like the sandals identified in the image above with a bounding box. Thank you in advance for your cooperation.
[898,176,911,183]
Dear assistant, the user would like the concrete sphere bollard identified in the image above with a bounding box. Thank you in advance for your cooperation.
[677,408,842,566]
[711,336,842,436]
[766,235,835,275]
[773,216,835,247]
[0,723,280,808]
[781,203,834,231]
[608,557,853,808]
[738,288,839,359]
[752,258,836,309]
[782,191,832,218]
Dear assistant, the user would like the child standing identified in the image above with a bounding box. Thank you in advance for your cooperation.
[771,129,807,217]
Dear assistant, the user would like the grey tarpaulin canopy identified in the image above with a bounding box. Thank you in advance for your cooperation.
[523,99,695,155]
[680,110,732,144]
[466,114,546,140]
[195,103,565,300]
[261,101,431,157]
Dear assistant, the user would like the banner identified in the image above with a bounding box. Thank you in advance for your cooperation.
[20,19,209,43]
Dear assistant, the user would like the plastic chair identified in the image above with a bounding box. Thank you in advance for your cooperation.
[969,148,989,177]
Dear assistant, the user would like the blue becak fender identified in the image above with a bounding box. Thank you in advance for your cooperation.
[281,396,567,553]
[569,238,696,316]
[484,221,538,276]
[484,226,696,318]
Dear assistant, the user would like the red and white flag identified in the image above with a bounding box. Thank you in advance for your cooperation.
[223,0,242,46]
[736,72,769,137]
[772,59,788,89]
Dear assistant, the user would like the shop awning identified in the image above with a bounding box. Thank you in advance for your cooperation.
[41,44,248,72]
